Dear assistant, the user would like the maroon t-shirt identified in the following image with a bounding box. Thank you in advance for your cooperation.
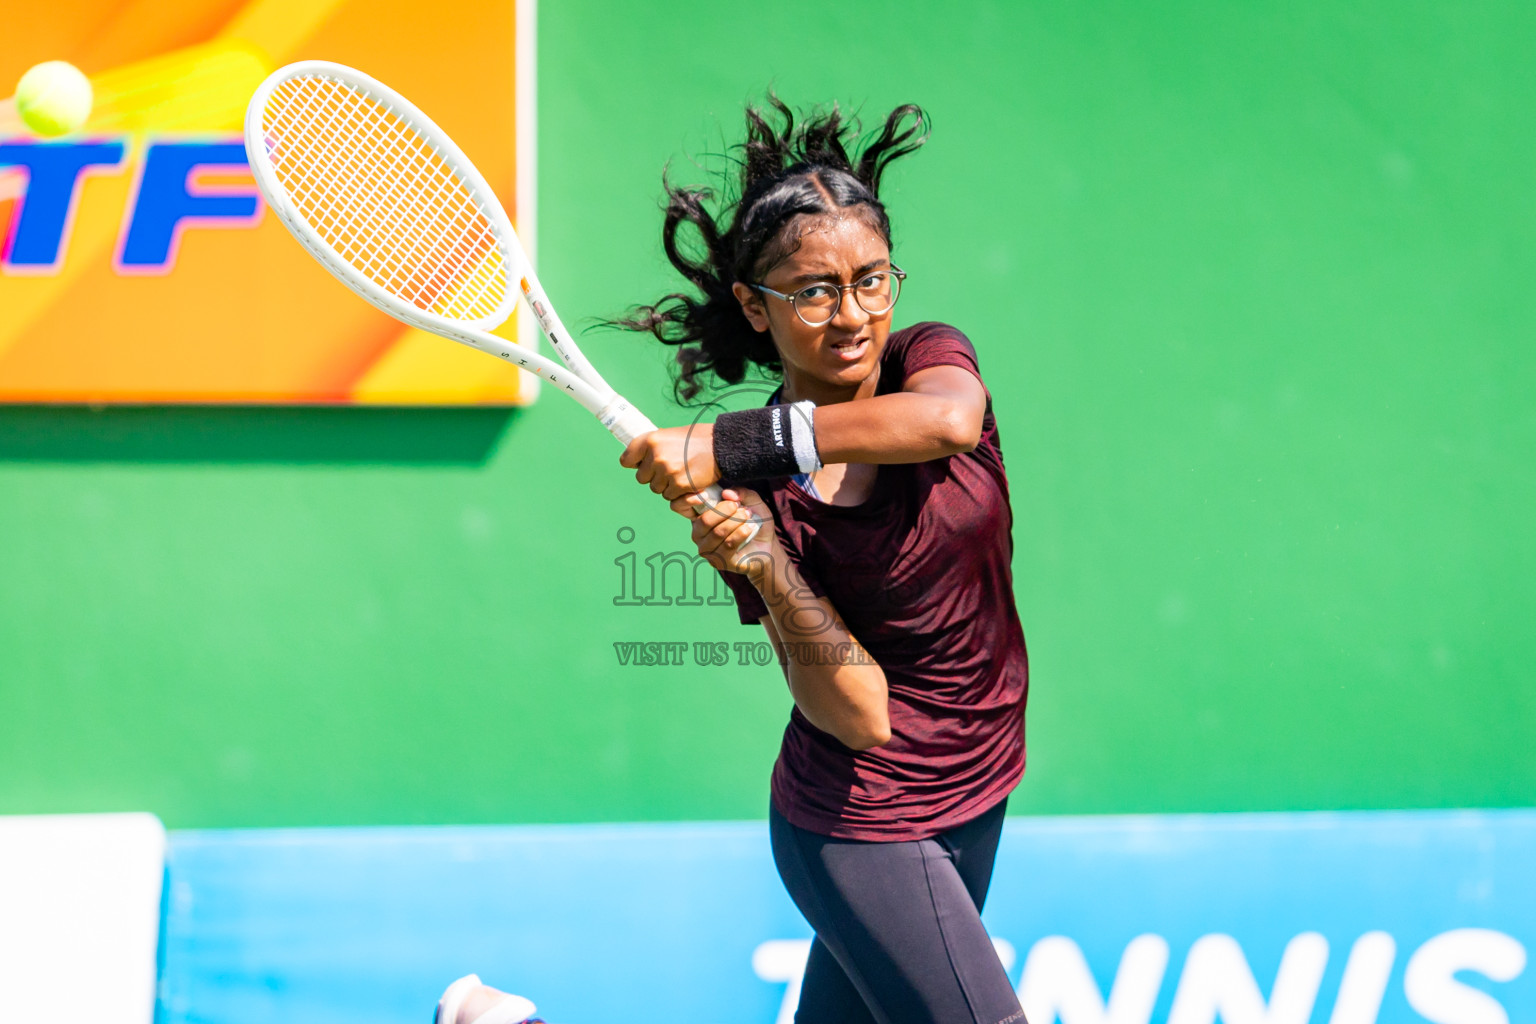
[719,321,1029,841]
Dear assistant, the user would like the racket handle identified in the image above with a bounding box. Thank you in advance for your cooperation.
[597,397,762,545]
[597,396,657,446]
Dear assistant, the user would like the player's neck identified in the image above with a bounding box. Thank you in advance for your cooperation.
[782,363,881,407]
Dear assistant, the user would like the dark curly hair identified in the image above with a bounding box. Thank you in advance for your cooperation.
[615,96,929,402]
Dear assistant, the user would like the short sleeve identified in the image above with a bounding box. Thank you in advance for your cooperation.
[884,321,987,392]
[718,568,768,625]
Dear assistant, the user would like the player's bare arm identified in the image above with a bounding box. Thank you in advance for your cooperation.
[620,364,984,499]
[684,488,890,751]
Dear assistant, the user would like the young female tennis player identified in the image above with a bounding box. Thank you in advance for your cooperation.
[616,99,1032,1024]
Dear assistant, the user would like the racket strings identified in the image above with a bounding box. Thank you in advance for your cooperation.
[274,88,461,299]
[291,102,492,315]
[260,74,509,321]
[309,90,493,305]
[273,79,501,317]
[273,80,500,316]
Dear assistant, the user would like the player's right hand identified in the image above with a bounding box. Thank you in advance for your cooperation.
[674,487,775,576]
[620,424,721,501]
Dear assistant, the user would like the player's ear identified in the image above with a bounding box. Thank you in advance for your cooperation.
[732,282,771,333]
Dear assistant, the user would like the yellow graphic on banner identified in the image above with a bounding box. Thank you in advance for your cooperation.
[0,0,531,405]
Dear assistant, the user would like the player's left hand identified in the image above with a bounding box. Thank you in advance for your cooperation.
[620,424,721,500]
[678,487,774,574]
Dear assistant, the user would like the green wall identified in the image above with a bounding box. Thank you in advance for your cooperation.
[2,0,1532,827]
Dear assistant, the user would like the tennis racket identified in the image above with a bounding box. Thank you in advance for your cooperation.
[243,60,741,524]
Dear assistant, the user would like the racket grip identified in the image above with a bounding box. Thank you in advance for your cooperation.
[598,396,656,446]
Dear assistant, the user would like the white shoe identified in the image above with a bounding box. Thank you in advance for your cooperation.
[434,974,538,1024]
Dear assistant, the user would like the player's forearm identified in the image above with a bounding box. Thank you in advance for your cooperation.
[785,661,890,751]
[746,553,891,750]
[810,392,981,465]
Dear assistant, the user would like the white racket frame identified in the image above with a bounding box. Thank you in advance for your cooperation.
[245,60,648,443]
[244,60,746,530]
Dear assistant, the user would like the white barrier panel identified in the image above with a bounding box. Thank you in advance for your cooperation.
[0,813,166,1024]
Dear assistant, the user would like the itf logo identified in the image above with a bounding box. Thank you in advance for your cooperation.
[0,138,260,275]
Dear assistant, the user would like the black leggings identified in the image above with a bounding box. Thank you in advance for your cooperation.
[769,799,1025,1024]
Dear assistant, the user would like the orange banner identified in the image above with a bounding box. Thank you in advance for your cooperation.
[0,0,533,404]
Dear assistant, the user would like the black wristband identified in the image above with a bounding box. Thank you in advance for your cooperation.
[713,405,800,482]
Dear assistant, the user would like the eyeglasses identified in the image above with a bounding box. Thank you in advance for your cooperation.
[754,266,906,327]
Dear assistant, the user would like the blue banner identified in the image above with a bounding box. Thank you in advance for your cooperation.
[159,810,1533,1024]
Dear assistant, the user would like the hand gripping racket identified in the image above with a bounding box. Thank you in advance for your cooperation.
[243,60,747,532]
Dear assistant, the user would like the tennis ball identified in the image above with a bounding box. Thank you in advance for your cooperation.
[15,61,94,137]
